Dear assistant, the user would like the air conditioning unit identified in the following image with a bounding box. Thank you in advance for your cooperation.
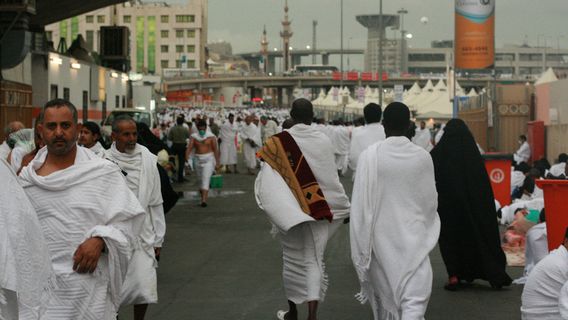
[100,26,129,57]
[0,0,36,14]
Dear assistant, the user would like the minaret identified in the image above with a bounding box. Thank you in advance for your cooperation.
[260,25,269,73]
[280,0,293,71]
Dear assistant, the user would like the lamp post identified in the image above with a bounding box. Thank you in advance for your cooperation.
[340,0,344,91]
[397,8,408,73]
[347,37,353,71]
[378,0,383,105]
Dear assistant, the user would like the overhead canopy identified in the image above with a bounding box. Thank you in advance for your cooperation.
[32,0,128,26]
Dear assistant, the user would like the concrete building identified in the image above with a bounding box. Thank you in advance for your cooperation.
[44,0,208,75]
[356,14,401,73]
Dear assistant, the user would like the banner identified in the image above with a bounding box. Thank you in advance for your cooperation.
[455,0,495,69]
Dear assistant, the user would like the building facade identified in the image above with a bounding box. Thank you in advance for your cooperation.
[45,0,208,75]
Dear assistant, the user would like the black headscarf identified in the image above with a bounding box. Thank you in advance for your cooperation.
[136,122,169,155]
[431,118,512,287]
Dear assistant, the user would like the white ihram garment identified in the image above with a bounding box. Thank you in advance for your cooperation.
[330,126,351,174]
[514,141,531,164]
[191,132,217,190]
[351,137,440,320]
[240,123,261,170]
[549,162,566,177]
[89,141,107,158]
[255,124,350,303]
[412,128,433,151]
[514,223,548,284]
[522,245,568,320]
[0,159,54,320]
[348,123,386,172]
[107,143,166,306]
[19,146,145,320]
[219,120,238,165]
[0,141,10,161]
[261,120,279,142]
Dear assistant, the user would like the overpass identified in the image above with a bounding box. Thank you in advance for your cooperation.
[165,74,531,107]
[236,49,365,73]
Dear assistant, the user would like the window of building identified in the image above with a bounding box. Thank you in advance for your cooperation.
[408,53,446,62]
[161,45,169,53]
[176,45,184,53]
[187,29,195,38]
[176,60,182,68]
[123,15,131,23]
[188,60,195,68]
[161,30,169,38]
[50,85,58,100]
[175,30,184,38]
[519,53,543,62]
[86,15,94,23]
[63,88,70,101]
[86,30,94,51]
[161,60,169,68]
[46,31,53,41]
[97,15,105,23]
[116,95,120,108]
[175,15,195,23]
[161,15,169,23]
[187,45,195,53]
[495,53,515,61]
[122,96,126,108]
[82,91,89,121]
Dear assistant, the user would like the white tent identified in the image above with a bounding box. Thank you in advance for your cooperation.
[415,79,453,119]
[311,89,327,106]
[467,88,478,97]
[535,68,558,86]
[407,79,434,109]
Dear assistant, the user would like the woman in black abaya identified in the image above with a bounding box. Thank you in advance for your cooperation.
[431,119,512,290]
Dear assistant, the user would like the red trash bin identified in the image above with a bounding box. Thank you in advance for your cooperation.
[482,153,513,207]
[536,180,568,251]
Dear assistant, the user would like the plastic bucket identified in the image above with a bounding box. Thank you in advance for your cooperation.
[210,174,224,189]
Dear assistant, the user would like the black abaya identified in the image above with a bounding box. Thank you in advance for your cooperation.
[431,119,512,287]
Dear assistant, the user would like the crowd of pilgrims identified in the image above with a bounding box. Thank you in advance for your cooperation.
[1,97,568,320]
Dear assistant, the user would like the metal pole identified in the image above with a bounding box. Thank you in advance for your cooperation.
[378,0,383,105]
[312,20,317,64]
[340,0,344,89]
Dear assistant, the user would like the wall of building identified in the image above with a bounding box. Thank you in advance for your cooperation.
[546,124,568,162]
[45,0,207,75]
[2,54,32,86]
[549,79,568,125]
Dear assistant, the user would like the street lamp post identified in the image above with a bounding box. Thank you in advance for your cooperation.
[340,0,344,90]
[397,8,408,73]
[378,0,383,105]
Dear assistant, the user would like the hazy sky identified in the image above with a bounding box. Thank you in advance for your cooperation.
[168,0,567,68]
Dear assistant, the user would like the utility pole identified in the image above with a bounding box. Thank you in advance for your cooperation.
[312,20,317,64]
[397,8,408,73]
[340,0,344,90]
[378,0,383,105]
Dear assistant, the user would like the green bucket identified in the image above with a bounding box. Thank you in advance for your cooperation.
[210,175,224,189]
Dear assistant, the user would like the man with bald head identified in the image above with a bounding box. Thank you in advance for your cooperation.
[255,98,350,320]
[0,120,25,161]
[351,102,440,319]
[19,99,145,319]
[106,115,166,320]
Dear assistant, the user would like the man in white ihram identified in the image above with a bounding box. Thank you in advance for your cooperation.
[107,115,166,320]
[19,99,145,319]
[350,102,440,320]
[0,157,54,320]
[240,115,261,175]
[348,103,385,175]
[219,113,239,173]
[522,227,568,320]
[255,98,350,320]
[514,134,531,164]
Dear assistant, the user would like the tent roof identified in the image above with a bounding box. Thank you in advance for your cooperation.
[535,68,558,86]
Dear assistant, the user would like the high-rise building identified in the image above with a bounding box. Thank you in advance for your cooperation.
[45,0,208,75]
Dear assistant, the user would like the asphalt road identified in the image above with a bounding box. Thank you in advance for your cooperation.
[118,166,524,320]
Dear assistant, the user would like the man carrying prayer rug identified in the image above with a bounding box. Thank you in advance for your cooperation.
[350,102,440,320]
[19,99,145,319]
[107,116,166,320]
[255,98,350,320]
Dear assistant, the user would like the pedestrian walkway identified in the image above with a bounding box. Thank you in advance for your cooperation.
[118,171,524,320]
